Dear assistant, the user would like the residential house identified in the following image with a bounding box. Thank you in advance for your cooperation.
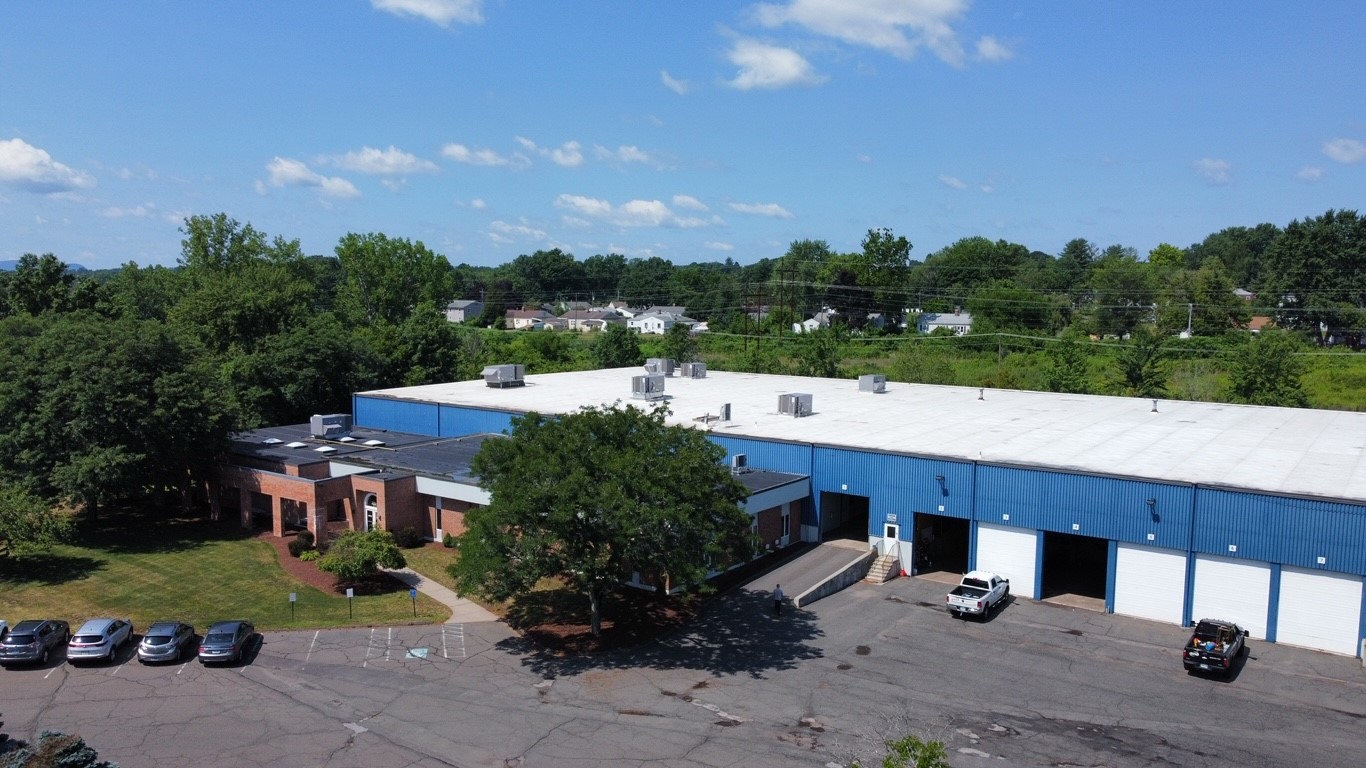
[918,311,973,335]
[793,309,837,334]
[561,307,626,332]
[445,299,484,323]
[505,308,555,330]
[627,308,698,335]
[1233,288,1256,302]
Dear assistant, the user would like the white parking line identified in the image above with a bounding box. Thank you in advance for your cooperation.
[441,625,449,659]
[384,627,392,662]
[302,630,319,669]
[177,659,190,675]
[44,664,59,680]
[362,628,376,667]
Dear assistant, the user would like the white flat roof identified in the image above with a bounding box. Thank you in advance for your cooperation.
[360,368,1366,503]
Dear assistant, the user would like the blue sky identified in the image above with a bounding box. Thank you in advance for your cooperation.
[1,1,1362,270]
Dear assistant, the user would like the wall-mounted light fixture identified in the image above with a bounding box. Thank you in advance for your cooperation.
[934,474,947,497]
[1146,497,1159,523]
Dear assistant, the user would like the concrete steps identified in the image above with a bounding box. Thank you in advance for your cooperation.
[864,554,901,584]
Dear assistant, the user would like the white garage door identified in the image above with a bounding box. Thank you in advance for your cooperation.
[1191,554,1271,639]
[1113,543,1187,625]
[1276,567,1363,656]
[975,523,1037,600]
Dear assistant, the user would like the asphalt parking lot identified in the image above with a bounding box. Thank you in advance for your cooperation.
[3,576,1365,767]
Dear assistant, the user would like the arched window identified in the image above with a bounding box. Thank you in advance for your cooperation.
[363,493,378,532]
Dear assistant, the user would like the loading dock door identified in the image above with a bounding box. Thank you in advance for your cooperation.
[1275,567,1363,656]
[975,523,1038,600]
[1191,554,1271,639]
[1113,543,1186,625]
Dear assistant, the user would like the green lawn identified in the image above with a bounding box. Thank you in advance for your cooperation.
[0,513,448,631]
[400,543,461,592]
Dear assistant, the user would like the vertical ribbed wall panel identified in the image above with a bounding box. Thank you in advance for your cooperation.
[438,405,517,437]
[353,396,440,436]
[1193,488,1366,574]
[974,464,1192,549]
[812,447,974,523]
[708,435,812,476]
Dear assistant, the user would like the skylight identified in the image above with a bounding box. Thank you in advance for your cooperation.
[284,442,307,449]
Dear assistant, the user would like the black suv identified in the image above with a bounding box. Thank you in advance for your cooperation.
[0,620,71,667]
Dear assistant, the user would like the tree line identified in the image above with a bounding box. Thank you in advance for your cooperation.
[0,209,1362,551]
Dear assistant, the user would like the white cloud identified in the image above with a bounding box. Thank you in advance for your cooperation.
[592,144,652,165]
[754,0,971,67]
[725,39,825,90]
[1193,157,1232,185]
[661,70,690,95]
[555,193,718,228]
[673,194,708,211]
[441,143,531,169]
[1297,166,1324,182]
[331,145,437,175]
[371,0,482,27]
[488,219,547,244]
[975,35,1014,62]
[855,153,873,164]
[728,201,794,218]
[938,174,967,190]
[100,203,155,218]
[265,157,360,198]
[469,198,487,209]
[0,137,96,193]
[517,137,585,167]
[705,241,735,251]
[1323,138,1366,164]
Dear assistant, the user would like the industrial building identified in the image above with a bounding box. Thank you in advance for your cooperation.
[338,365,1366,658]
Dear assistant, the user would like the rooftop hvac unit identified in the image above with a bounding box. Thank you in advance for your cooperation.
[731,453,748,474]
[644,357,677,376]
[859,374,887,393]
[680,361,707,378]
[778,392,813,417]
[309,413,352,439]
[632,374,667,400]
[482,364,526,388]
[719,402,732,422]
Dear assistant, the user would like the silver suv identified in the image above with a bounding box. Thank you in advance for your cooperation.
[0,620,70,666]
[67,619,133,664]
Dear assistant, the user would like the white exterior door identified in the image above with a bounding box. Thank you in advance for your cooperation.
[883,523,900,558]
[1113,543,1187,625]
[1276,567,1363,656]
[1191,554,1272,639]
[975,523,1038,600]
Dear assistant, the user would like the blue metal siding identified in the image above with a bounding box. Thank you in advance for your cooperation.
[974,465,1193,548]
[353,396,440,436]
[709,436,812,476]
[438,405,517,437]
[812,448,974,539]
[1193,488,1366,574]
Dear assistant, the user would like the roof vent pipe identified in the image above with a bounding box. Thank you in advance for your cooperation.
[1151,399,1159,413]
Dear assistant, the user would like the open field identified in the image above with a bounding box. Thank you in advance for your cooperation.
[0,512,448,631]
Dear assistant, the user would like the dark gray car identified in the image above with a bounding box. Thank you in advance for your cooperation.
[137,621,196,663]
[0,620,70,667]
[197,620,254,665]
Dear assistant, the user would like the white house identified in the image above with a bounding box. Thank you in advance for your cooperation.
[918,311,973,335]
[792,309,837,334]
[627,309,697,335]
[445,299,484,323]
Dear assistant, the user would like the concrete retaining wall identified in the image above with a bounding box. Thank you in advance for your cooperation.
[793,549,877,608]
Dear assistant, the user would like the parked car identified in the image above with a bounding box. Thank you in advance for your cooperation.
[0,620,70,666]
[67,618,134,665]
[946,570,1010,618]
[0,620,8,641]
[137,621,196,664]
[198,620,255,665]
[1183,618,1249,676]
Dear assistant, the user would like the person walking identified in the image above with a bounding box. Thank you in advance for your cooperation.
[773,584,784,615]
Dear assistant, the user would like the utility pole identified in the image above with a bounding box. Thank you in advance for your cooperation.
[1186,302,1193,337]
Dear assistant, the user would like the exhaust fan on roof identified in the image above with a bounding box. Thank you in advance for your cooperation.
[680,361,707,378]
[858,374,887,393]
[483,364,526,388]
[310,413,352,439]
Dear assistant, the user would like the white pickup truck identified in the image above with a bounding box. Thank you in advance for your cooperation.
[946,570,1010,618]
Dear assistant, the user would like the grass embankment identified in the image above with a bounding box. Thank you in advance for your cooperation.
[0,513,448,631]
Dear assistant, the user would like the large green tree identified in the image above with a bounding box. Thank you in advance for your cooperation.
[335,232,456,326]
[593,323,644,368]
[1225,332,1309,407]
[0,483,73,557]
[1108,325,1169,398]
[1260,209,1366,336]
[453,404,754,636]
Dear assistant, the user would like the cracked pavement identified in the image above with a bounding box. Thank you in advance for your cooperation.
[3,577,1365,767]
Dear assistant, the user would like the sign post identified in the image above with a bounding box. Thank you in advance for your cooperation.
[346,587,354,619]
[410,588,418,618]
[289,592,297,622]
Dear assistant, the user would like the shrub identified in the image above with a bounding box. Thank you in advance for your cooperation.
[318,529,406,583]
[298,549,321,562]
[442,532,457,548]
[297,529,315,547]
[287,537,312,558]
[394,526,423,549]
